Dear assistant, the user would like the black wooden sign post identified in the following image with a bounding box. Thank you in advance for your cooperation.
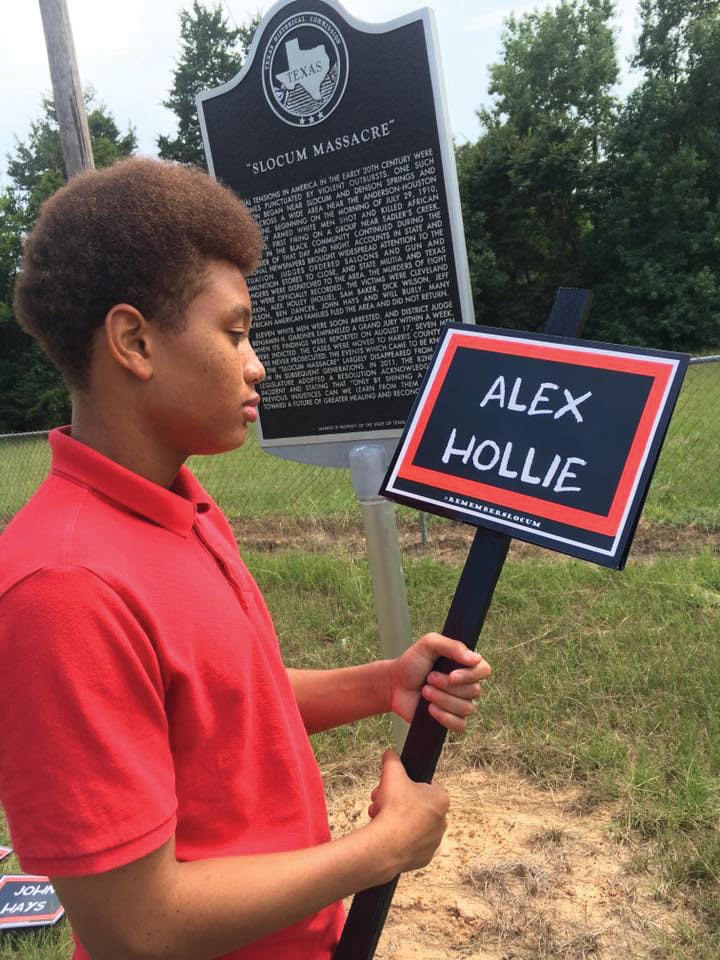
[334,528,508,959]
[334,289,688,959]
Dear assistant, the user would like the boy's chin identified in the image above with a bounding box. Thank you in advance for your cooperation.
[193,425,250,457]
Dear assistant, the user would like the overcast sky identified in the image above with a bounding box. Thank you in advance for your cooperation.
[1,0,643,186]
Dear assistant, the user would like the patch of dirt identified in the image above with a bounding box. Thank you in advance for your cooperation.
[326,765,694,960]
[233,515,719,564]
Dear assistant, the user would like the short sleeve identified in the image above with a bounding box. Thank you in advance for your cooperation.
[0,566,177,876]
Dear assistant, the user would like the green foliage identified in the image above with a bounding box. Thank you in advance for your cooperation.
[488,0,618,138]
[634,0,718,78]
[457,0,720,350]
[157,1,260,169]
[6,94,136,223]
[457,0,619,331]
[588,1,720,349]
[0,94,136,431]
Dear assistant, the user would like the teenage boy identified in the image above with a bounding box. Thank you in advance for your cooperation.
[0,158,491,960]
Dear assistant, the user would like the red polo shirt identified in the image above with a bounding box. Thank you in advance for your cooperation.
[0,428,344,958]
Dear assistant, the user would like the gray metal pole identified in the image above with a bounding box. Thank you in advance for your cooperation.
[38,0,94,179]
[349,445,411,748]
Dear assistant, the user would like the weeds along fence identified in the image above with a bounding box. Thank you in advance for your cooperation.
[1,356,718,532]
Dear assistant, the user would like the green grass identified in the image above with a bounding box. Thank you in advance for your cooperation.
[0,438,51,524]
[190,362,720,528]
[188,434,358,520]
[0,922,69,960]
[252,548,720,827]
[645,362,720,527]
[257,547,720,957]
[2,360,718,528]
[1,547,719,956]
[0,429,359,525]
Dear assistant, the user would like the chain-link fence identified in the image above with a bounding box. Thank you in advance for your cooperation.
[643,355,720,527]
[1,356,718,534]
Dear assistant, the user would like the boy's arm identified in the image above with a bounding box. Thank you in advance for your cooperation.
[52,751,447,960]
[288,632,491,733]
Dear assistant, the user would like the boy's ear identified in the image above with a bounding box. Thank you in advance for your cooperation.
[103,304,154,382]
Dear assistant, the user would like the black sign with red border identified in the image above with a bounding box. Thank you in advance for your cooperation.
[381,324,689,568]
[0,875,64,929]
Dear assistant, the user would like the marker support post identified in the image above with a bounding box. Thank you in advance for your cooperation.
[334,288,592,960]
[349,444,412,748]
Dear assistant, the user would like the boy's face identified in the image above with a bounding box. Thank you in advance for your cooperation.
[145,259,266,458]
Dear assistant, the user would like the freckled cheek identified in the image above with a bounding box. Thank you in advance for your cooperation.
[206,355,245,398]
[178,344,242,397]
[201,348,233,379]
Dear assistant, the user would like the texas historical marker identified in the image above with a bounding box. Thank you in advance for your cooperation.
[198,0,473,461]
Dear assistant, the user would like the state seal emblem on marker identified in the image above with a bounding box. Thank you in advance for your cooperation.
[262,13,349,127]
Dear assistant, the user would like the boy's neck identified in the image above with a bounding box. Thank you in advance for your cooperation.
[71,399,184,490]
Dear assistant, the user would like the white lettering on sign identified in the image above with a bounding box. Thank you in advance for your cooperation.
[246,121,397,174]
[521,448,542,485]
[472,440,499,471]
[1,900,48,914]
[13,884,53,897]
[442,429,587,493]
[554,389,593,422]
[442,430,476,465]
[443,496,543,528]
[528,383,558,415]
[553,457,588,493]
[479,377,592,422]
[542,455,563,489]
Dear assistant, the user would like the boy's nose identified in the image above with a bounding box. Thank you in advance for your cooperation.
[246,346,266,384]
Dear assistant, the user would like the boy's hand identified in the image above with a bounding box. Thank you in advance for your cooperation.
[388,632,491,731]
[367,750,449,873]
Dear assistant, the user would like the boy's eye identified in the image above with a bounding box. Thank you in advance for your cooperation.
[228,330,246,343]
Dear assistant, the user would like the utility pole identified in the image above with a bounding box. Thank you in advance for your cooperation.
[38,0,94,178]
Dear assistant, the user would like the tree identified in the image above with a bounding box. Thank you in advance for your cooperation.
[489,0,618,152]
[0,94,136,431]
[158,2,260,169]
[457,0,619,331]
[634,0,718,81]
[588,0,720,349]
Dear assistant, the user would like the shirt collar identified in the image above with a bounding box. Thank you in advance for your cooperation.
[49,427,212,537]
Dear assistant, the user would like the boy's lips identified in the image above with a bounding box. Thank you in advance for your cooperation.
[242,396,260,422]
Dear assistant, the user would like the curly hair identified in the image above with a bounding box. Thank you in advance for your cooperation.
[14,157,263,388]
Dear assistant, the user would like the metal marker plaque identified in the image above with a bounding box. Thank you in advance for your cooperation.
[198,0,473,463]
[0,876,64,930]
[382,324,689,568]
